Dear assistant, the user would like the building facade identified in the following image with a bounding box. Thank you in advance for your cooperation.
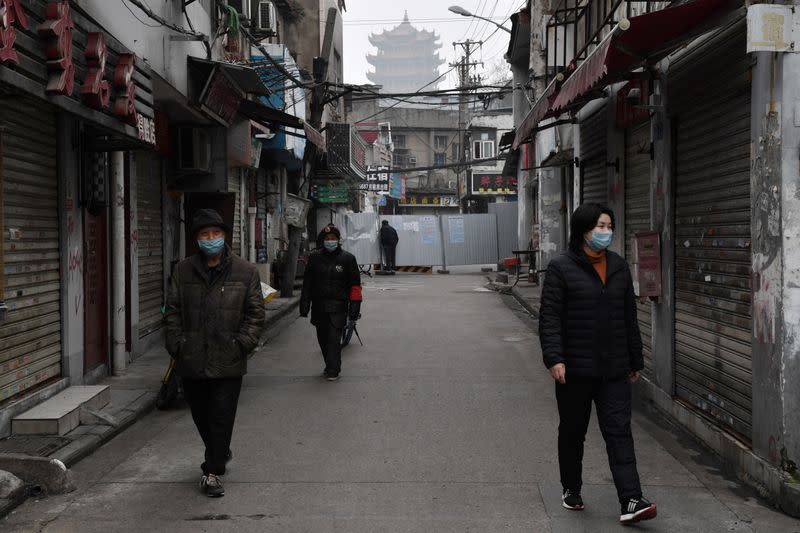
[0,0,339,437]
[508,0,800,514]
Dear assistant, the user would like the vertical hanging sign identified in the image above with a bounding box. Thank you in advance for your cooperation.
[38,1,75,95]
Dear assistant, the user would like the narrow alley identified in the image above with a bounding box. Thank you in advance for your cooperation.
[2,271,797,532]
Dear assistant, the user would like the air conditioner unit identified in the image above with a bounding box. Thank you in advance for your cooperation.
[255,0,277,34]
[178,128,211,173]
[409,156,417,165]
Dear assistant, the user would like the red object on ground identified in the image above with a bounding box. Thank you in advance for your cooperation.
[503,257,520,267]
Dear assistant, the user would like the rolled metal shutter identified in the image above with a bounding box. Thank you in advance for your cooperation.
[229,173,242,257]
[625,121,653,377]
[580,105,608,205]
[670,21,752,438]
[137,155,163,339]
[0,96,62,402]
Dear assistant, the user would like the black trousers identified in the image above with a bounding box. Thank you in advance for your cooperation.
[315,315,344,377]
[382,244,396,270]
[182,377,243,476]
[555,376,642,504]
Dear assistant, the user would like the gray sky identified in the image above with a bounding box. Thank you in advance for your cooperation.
[342,0,525,89]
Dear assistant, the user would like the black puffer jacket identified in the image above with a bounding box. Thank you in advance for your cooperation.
[380,225,399,246]
[165,248,265,378]
[538,250,643,379]
[300,247,361,328]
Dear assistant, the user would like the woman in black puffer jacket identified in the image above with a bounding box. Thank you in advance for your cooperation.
[538,203,657,525]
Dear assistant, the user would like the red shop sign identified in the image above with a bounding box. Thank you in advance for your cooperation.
[0,0,28,66]
[0,1,148,141]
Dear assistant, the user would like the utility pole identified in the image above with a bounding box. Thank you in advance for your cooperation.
[450,40,482,214]
[280,7,338,297]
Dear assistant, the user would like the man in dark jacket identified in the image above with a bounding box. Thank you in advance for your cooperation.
[165,208,265,498]
[379,220,399,271]
[300,224,362,380]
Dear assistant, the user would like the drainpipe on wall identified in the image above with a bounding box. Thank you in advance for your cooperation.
[111,151,127,375]
[248,206,257,262]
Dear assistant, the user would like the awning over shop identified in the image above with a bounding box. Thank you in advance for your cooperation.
[511,0,739,149]
[238,99,303,128]
[511,76,561,149]
[188,57,271,96]
[551,0,738,111]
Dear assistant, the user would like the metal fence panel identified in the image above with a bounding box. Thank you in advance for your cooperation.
[441,214,499,266]
[488,202,518,259]
[341,212,381,264]
[382,215,444,267]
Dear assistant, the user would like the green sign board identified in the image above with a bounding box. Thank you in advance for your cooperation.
[313,183,350,204]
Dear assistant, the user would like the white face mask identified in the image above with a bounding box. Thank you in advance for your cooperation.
[323,241,339,252]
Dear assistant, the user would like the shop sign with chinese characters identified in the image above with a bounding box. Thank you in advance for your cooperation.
[472,173,518,194]
[359,165,390,192]
[0,0,154,144]
[400,194,458,207]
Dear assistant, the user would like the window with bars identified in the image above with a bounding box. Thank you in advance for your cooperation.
[434,135,448,151]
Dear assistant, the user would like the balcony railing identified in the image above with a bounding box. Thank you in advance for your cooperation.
[545,0,670,85]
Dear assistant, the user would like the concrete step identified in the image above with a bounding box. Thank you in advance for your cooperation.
[11,386,110,436]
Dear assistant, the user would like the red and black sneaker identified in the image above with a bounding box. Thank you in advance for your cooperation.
[620,497,657,524]
[562,489,584,510]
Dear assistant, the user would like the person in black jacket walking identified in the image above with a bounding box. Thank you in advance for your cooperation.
[300,225,362,380]
[165,209,265,498]
[538,203,657,525]
[379,220,399,271]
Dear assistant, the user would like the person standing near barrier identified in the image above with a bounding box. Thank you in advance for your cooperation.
[300,225,362,381]
[165,208,265,498]
[379,220,399,271]
[538,202,657,525]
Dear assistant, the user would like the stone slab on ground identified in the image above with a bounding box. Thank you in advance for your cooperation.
[12,386,110,436]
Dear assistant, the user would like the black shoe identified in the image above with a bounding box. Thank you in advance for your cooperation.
[200,474,225,497]
[325,374,340,381]
[562,489,584,510]
[620,497,656,524]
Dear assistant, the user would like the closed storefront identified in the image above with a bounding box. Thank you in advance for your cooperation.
[670,21,752,438]
[0,95,62,402]
[625,121,653,377]
[137,155,164,340]
[580,105,608,205]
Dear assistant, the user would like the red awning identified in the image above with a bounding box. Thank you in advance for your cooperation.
[512,76,561,150]
[551,0,738,111]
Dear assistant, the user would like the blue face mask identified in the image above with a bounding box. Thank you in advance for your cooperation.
[198,238,225,256]
[323,241,339,252]
[586,230,613,252]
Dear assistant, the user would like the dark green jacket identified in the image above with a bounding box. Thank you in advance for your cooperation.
[165,249,265,378]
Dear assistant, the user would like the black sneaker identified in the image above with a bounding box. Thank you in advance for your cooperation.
[326,374,340,381]
[620,497,656,524]
[200,474,225,498]
[562,489,584,510]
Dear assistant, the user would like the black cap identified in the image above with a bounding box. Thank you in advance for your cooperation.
[191,208,230,237]
[381,220,389,225]
[317,224,341,243]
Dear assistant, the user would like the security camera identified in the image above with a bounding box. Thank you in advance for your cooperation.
[625,88,641,106]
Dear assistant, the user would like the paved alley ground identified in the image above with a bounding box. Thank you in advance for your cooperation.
[3,270,799,532]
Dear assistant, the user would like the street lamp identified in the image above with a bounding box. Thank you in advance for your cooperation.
[448,5,512,34]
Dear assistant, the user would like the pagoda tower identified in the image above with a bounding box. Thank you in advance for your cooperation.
[366,12,445,93]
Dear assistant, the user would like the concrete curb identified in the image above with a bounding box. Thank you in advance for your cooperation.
[510,286,539,319]
[638,378,800,518]
[0,299,300,520]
